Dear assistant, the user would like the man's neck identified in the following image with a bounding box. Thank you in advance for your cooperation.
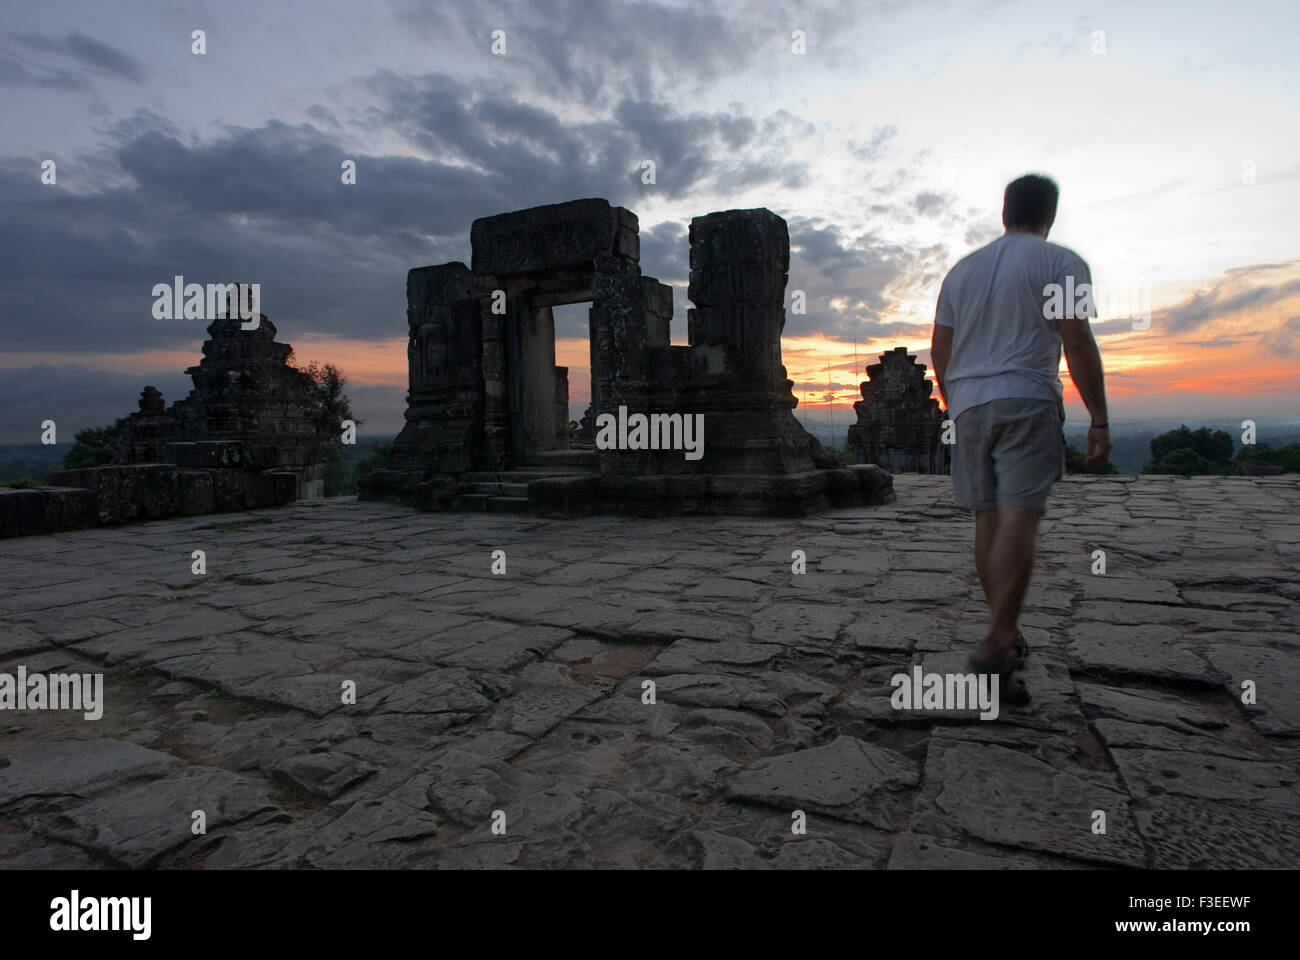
[1004,225,1049,238]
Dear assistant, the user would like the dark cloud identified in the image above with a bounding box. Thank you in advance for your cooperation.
[399,0,865,106]
[1159,270,1300,334]
[1258,315,1300,355]
[847,124,898,162]
[783,216,944,342]
[637,220,688,282]
[913,191,946,216]
[0,52,88,90]
[7,31,144,85]
[963,221,1000,248]
[0,75,812,359]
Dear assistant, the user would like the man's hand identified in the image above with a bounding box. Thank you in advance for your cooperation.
[1085,425,1112,466]
[931,322,953,410]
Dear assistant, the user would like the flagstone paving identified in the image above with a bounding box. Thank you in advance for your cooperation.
[1,474,1297,869]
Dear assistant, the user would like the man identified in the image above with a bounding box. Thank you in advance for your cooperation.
[930,173,1112,704]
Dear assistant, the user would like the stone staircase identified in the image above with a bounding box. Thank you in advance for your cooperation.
[452,448,599,513]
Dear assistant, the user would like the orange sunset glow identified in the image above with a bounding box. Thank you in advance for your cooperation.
[270,265,1300,428]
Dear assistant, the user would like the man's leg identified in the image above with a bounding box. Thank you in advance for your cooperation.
[976,505,1041,660]
[973,509,998,603]
[973,398,1060,664]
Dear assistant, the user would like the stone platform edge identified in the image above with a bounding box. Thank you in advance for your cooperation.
[358,463,896,518]
[0,464,299,539]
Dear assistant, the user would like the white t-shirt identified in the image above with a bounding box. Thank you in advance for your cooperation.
[934,233,1093,420]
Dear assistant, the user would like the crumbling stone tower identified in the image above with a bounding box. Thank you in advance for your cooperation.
[847,346,951,475]
[109,301,329,499]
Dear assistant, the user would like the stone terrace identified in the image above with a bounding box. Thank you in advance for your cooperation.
[1,475,1297,869]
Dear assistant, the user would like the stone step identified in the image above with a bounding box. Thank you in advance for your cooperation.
[451,493,491,511]
[462,482,531,498]
[525,449,599,470]
[487,496,530,514]
[462,469,590,484]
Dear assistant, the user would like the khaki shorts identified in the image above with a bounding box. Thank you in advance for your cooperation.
[951,398,1064,511]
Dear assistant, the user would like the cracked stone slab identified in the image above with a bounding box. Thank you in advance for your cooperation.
[0,740,181,809]
[652,673,784,716]
[669,708,775,759]
[727,735,918,830]
[1108,747,1299,812]
[840,606,946,653]
[886,831,1089,869]
[1066,622,1214,684]
[750,603,856,644]
[913,738,1144,867]
[488,684,604,739]
[269,752,378,801]
[1200,643,1300,736]
[645,639,783,675]
[1132,794,1300,869]
[32,766,279,868]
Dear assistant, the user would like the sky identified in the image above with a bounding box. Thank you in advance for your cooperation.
[1,0,1298,443]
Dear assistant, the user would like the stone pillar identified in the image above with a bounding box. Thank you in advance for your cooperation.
[387,262,486,474]
[682,208,819,475]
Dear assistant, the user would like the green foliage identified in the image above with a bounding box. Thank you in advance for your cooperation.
[1148,446,1214,476]
[354,441,394,478]
[1232,442,1300,474]
[297,361,361,497]
[322,446,356,497]
[1064,442,1117,475]
[63,422,125,469]
[3,477,38,488]
[1143,425,1233,475]
[300,361,358,438]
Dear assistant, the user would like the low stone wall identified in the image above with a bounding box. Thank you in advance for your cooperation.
[0,486,97,537]
[0,464,298,538]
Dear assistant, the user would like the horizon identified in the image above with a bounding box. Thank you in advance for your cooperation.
[2,0,1297,442]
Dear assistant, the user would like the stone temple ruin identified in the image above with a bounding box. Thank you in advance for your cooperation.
[847,346,951,475]
[2,299,330,537]
[96,306,329,499]
[359,198,894,517]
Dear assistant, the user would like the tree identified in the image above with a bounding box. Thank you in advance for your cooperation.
[1147,447,1213,477]
[63,422,125,469]
[1143,425,1233,475]
[354,441,394,479]
[1233,441,1300,474]
[298,361,361,496]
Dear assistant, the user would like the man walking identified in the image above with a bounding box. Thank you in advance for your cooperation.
[930,174,1112,704]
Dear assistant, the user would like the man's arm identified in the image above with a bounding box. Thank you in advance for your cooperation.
[1059,314,1112,466]
[931,322,953,410]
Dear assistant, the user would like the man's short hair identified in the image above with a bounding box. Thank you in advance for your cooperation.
[1003,174,1059,230]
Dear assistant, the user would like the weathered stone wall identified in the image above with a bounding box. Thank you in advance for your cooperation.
[2,465,298,538]
[361,197,895,516]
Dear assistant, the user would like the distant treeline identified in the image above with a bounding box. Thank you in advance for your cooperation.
[0,435,397,491]
[1064,424,1299,476]
[3,424,1296,486]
